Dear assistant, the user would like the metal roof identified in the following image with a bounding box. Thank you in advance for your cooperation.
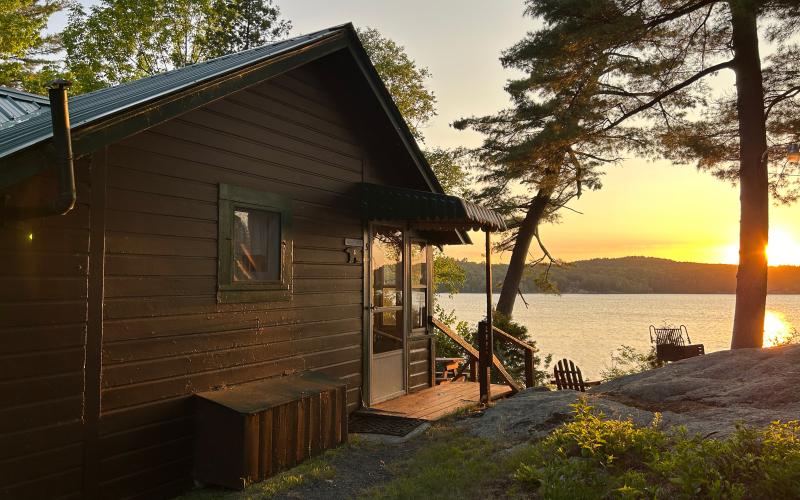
[360,182,507,233]
[0,87,49,129]
[0,25,346,160]
[0,23,478,238]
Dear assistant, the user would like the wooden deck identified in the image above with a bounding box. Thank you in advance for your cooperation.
[363,381,514,421]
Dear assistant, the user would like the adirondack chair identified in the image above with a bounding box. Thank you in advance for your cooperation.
[552,359,593,392]
[649,325,705,362]
[649,325,691,345]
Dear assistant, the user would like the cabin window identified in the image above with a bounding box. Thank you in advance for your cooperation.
[217,184,292,303]
[233,208,281,282]
[410,242,429,331]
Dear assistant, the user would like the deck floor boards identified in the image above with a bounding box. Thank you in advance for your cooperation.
[364,382,513,421]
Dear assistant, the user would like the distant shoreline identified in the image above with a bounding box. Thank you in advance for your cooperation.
[439,291,800,296]
[443,257,800,295]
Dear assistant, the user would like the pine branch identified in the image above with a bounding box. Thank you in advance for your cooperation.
[765,85,800,118]
[644,0,720,29]
[602,59,733,131]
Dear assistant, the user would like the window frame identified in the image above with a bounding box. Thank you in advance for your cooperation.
[217,183,292,304]
[409,239,430,336]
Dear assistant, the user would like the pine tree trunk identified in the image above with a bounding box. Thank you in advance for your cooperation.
[729,0,769,349]
[496,189,552,317]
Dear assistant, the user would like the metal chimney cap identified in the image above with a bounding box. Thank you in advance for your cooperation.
[47,79,73,89]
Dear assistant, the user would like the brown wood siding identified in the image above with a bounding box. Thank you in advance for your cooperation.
[408,337,432,393]
[0,160,92,500]
[1,51,435,499]
[96,65,381,498]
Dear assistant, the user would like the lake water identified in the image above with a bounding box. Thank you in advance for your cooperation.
[435,293,800,380]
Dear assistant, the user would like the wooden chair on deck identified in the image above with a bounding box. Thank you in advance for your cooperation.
[553,359,600,392]
[435,357,465,384]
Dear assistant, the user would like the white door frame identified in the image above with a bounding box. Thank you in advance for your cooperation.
[366,223,409,405]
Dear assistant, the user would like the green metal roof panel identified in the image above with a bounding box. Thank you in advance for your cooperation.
[0,87,49,129]
[360,182,506,232]
[0,26,346,159]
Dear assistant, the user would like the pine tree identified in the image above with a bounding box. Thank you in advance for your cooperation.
[459,0,800,348]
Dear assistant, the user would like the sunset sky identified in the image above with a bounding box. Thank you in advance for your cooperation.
[277,0,800,266]
[56,1,800,265]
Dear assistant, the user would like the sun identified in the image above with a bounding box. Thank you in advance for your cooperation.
[720,228,800,266]
[766,229,800,266]
[763,310,795,347]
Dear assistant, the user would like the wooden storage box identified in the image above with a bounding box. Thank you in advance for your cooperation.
[194,371,347,489]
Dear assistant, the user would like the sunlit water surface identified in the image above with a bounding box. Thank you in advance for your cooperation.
[435,293,800,380]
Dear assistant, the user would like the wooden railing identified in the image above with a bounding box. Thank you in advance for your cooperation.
[492,325,538,389]
[430,318,523,394]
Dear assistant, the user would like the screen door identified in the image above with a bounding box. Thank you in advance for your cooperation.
[369,226,406,403]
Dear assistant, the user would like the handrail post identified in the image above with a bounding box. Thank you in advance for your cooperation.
[469,356,477,382]
[480,228,493,404]
[524,348,535,388]
[478,320,491,403]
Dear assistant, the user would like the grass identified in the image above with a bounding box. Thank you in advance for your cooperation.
[177,438,359,500]
[359,425,500,500]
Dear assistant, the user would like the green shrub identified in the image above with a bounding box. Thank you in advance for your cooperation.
[601,345,664,382]
[492,312,552,386]
[433,308,552,386]
[432,303,475,358]
[511,399,800,499]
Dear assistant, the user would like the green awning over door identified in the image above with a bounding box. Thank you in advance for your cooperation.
[360,183,506,244]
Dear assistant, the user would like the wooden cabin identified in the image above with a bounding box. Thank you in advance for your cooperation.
[0,24,506,499]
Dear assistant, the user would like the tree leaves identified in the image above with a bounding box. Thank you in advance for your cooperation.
[0,0,69,91]
[62,0,290,93]
[356,27,436,142]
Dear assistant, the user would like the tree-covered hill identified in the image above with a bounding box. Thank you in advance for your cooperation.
[446,257,800,294]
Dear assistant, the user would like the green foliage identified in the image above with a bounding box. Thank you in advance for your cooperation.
[423,147,472,197]
[356,27,436,142]
[601,345,664,382]
[201,0,291,59]
[433,309,551,386]
[478,0,800,202]
[432,253,466,296]
[493,312,551,386]
[62,0,290,93]
[432,303,474,359]
[0,0,68,91]
[512,399,800,499]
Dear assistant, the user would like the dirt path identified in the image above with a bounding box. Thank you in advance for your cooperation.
[271,436,427,499]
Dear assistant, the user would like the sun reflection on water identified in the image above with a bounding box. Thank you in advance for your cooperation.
[763,310,797,347]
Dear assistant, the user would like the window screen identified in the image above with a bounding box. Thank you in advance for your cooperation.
[233,208,281,282]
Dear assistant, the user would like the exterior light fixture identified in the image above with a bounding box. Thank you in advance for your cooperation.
[788,143,800,163]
